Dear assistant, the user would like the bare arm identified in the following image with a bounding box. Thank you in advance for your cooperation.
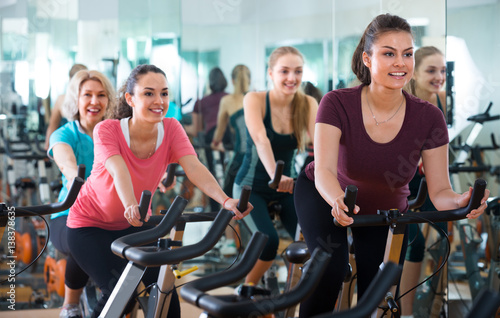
[314,123,359,226]
[104,154,145,226]
[243,92,277,179]
[45,95,65,149]
[211,97,230,150]
[422,144,489,218]
[179,154,251,219]
[52,143,79,188]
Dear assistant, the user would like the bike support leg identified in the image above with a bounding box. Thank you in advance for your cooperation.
[99,261,146,318]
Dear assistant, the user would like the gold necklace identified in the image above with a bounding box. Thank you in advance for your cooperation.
[131,135,156,159]
[365,89,405,126]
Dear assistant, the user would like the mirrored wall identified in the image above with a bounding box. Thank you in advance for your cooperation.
[1,0,498,145]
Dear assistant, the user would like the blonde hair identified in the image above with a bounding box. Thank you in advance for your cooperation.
[62,70,117,121]
[268,46,309,151]
[232,64,251,95]
[404,46,444,95]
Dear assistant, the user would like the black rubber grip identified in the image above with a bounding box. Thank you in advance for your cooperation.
[162,163,178,188]
[333,185,358,226]
[139,190,152,222]
[344,185,358,217]
[77,164,86,179]
[268,160,285,190]
[408,177,427,210]
[237,185,252,212]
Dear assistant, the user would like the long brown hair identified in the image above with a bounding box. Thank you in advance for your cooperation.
[268,46,309,151]
[352,14,413,85]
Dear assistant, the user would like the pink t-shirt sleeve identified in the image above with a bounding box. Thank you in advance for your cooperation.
[94,120,122,164]
[166,119,197,162]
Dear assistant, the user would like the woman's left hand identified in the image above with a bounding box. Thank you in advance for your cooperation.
[223,198,253,220]
[158,171,176,193]
[277,175,295,194]
[458,186,490,219]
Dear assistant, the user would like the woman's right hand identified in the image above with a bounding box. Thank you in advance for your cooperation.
[331,193,360,226]
[211,140,225,151]
[124,204,149,227]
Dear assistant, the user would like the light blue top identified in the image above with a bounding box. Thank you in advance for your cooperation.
[48,120,94,219]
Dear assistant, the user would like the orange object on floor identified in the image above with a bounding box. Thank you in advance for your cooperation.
[44,256,66,297]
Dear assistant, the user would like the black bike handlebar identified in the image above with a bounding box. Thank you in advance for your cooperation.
[466,288,500,318]
[77,164,86,179]
[1,174,85,218]
[268,160,284,190]
[408,177,428,210]
[180,246,332,318]
[139,190,152,222]
[161,163,179,188]
[111,196,188,260]
[312,262,402,318]
[335,179,486,227]
[467,102,500,124]
[111,187,252,267]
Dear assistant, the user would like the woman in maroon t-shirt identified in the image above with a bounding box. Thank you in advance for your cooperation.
[293,13,490,317]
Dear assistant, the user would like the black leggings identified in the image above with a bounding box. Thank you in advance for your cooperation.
[238,185,297,261]
[49,216,88,289]
[67,226,180,318]
[294,171,408,317]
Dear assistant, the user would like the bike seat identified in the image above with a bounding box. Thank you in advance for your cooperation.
[284,241,310,264]
[267,201,282,220]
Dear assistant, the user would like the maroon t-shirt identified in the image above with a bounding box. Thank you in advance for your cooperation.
[193,91,228,133]
[305,85,448,215]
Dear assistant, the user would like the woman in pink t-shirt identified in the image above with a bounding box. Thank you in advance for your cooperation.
[67,64,252,318]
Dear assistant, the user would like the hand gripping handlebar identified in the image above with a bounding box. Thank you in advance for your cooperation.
[111,186,252,268]
[334,179,486,227]
[268,160,284,190]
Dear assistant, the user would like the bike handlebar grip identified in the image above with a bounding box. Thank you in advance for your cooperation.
[77,164,86,179]
[268,160,285,189]
[408,177,427,210]
[162,163,178,188]
[139,190,152,222]
[467,178,487,211]
[333,185,358,227]
[237,185,251,212]
[112,196,188,258]
[344,185,358,217]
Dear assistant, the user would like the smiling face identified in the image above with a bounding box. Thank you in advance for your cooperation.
[269,53,304,96]
[363,31,414,90]
[414,53,446,94]
[77,79,108,127]
[126,72,169,123]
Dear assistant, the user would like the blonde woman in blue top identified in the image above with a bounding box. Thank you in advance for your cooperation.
[48,70,116,318]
